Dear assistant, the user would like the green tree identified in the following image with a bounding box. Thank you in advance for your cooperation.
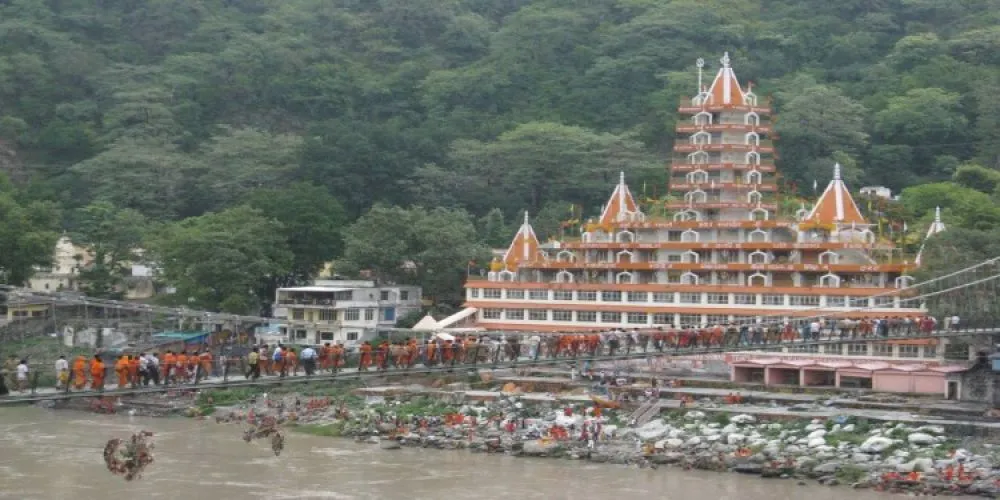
[148,206,293,314]
[953,164,1000,194]
[477,208,510,248]
[70,201,148,298]
[340,204,489,304]
[200,127,305,209]
[0,174,60,285]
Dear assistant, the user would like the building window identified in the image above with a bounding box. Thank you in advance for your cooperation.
[291,309,304,320]
[320,332,334,341]
[295,330,307,339]
[826,296,845,307]
[529,310,548,321]
[553,290,573,301]
[380,290,390,301]
[319,310,336,322]
[873,343,892,356]
[652,313,672,325]
[505,309,524,320]
[790,344,819,353]
[707,293,728,305]
[483,289,502,299]
[529,289,549,300]
[383,307,396,321]
[850,297,869,308]
[762,294,784,306]
[482,308,502,320]
[601,291,622,302]
[923,345,937,357]
[506,289,524,300]
[652,292,674,303]
[553,310,572,321]
[577,291,597,301]
[790,295,820,307]
[343,308,360,321]
[600,311,621,323]
[627,291,648,303]
[680,293,701,304]
[874,296,894,307]
[577,311,597,322]
[733,294,754,305]
[365,308,375,321]
[679,314,701,327]
[898,345,919,358]
[469,288,480,298]
[706,314,728,326]
[847,343,868,355]
[400,290,409,301]
[627,312,648,324]
[346,332,359,341]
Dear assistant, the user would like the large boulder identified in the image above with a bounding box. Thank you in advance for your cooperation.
[860,436,894,453]
[808,437,827,448]
[727,433,747,445]
[731,414,756,425]
[906,433,935,446]
[522,440,561,456]
[808,429,827,440]
[636,420,670,441]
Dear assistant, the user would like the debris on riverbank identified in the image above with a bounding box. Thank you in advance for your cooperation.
[202,386,1000,498]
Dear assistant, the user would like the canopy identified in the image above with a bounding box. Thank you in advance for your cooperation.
[410,315,439,332]
[434,332,457,341]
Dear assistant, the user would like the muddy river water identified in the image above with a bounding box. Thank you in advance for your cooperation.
[0,406,907,500]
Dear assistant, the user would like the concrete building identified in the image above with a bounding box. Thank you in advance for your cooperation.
[28,236,91,292]
[272,280,422,346]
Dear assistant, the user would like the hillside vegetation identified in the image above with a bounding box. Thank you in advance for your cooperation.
[2,0,1000,311]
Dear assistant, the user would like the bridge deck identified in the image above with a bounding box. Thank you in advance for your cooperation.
[2,327,997,405]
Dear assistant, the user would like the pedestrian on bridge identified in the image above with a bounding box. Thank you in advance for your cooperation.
[15,359,28,393]
[55,355,69,390]
[247,347,261,380]
[300,345,317,376]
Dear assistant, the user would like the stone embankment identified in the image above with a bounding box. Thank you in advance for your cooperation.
[210,390,1000,497]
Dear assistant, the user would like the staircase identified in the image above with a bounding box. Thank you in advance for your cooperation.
[631,400,663,426]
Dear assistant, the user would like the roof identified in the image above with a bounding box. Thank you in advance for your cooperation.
[705,52,747,107]
[598,171,642,225]
[279,286,351,293]
[805,163,867,225]
[410,315,439,332]
[152,331,210,341]
[502,212,541,269]
[437,307,478,329]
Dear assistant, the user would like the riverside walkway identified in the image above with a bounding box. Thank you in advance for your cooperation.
[2,324,1000,405]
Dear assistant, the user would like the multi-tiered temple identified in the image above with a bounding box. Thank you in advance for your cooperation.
[464,53,929,332]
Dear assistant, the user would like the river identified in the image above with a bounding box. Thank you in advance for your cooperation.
[0,406,899,500]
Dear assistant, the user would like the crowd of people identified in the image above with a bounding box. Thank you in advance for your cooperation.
[0,314,955,396]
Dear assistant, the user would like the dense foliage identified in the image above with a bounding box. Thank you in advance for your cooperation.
[2,0,1000,312]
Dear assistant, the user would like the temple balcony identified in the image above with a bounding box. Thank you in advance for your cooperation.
[676,123,772,134]
[670,182,778,192]
[673,142,775,154]
[671,162,776,172]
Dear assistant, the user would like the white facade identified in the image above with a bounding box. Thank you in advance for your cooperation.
[273,280,422,346]
[28,236,91,292]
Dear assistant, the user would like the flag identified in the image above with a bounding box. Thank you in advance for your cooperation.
[812,179,818,192]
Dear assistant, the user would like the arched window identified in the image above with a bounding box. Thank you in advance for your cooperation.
[685,189,707,204]
[693,111,713,126]
[615,272,635,284]
[687,169,709,184]
[749,208,769,221]
[746,151,760,165]
[748,251,769,264]
[555,271,574,284]
[616,250,633,263]
[681,251,700,264]
[747,190,763,204]
[680,272,700,285]
[745,170,762,184]
[556,250,576,263]
[691,131,711,145]
[745,132,760,146]
[615,231,635,243]
[747,273,768,287]
[689,151,709,164]
[818,251,839,265]
[681,229,700,243]
[818,273,841,288]
[498,270,516,282]
[744,111,759,126]
[745,92,758,107]
[747,229,768,243]
[794,206,809,221]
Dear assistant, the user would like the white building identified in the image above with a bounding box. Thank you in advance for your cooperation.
[273,280,422,346]
[28,236,91,292]
[860,186,892,199]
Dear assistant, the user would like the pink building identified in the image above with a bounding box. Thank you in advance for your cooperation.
[729,353,968,398]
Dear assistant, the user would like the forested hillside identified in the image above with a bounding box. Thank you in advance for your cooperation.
[2,0,1000,313]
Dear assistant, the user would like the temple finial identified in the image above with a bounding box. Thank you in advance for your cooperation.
[935,206,941,223]
[523,210,530,226]
[721,52,731,68]
[619,171,626,185]
[833,163,842,181]
[696,58,705,92]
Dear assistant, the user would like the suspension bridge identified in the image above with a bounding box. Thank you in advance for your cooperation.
[1,256,1000,404]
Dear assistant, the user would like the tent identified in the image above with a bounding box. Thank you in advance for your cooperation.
[411,315,439,332]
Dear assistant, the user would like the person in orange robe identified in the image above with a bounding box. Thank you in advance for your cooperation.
[72,355,87,390]
[127,355,140,387]
[285,348,299,376]
[199,351,213,380]
[442,340,454,363]
[359,342,372,371]
[426,340,437,365]
[90,356,106,390]
[175,351,188,383]
[375,342,389,370]
[187,351,199,380]
[162,351,175,384]
[320,343,331,372]
[406,339,418,367]
[114,356,129,388]
[331,344,344,372]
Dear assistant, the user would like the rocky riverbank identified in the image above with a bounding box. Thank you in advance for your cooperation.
[205,387,1000,498]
